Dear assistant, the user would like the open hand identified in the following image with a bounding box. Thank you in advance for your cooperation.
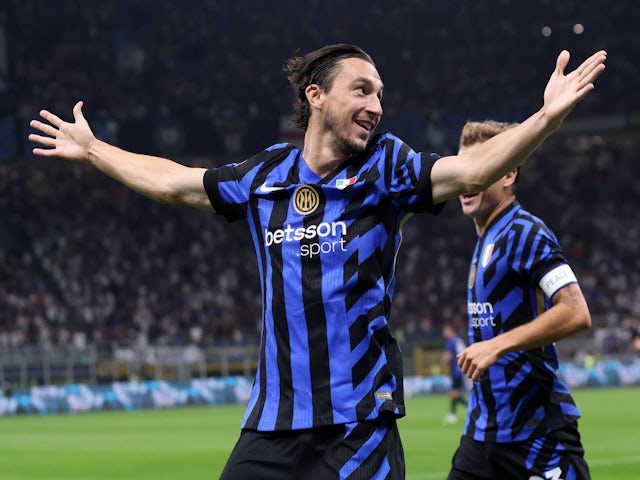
[542,50,607,129]
[29,101,96,163]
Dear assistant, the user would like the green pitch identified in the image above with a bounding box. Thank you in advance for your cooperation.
[1,387,638,479]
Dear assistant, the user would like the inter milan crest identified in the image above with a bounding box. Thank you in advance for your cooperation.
[293,185,320,215]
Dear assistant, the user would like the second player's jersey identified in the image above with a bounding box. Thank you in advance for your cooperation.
[464,202,581,443]
[204,132,444,431]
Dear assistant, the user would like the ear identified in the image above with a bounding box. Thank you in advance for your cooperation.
[503,169,518,187]
[305,84,325,110]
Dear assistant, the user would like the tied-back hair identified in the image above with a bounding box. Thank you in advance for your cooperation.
[459,120,522,184]
[286,44,375,131]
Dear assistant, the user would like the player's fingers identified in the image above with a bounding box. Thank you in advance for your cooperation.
[32,146,59,157]
[39,109,65,128]
[28,133,57,147]
[457,353,468,372]
[577,60,606,88]
[460,357,473,377]
[554,50,570,76]
[573,64,605,100]
[568,55,606,93]
[575,50,607,77]
[30,120,59,137]
[72,101,85,122]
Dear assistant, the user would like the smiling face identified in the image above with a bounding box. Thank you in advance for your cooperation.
[315,57,383,156]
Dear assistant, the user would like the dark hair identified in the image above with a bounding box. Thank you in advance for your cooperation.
[286,44,375,130]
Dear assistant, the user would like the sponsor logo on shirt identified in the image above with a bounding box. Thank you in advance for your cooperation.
[264,221,348,258]
[468,301,496,328]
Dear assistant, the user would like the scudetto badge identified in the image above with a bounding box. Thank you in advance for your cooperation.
[293,185,320,215]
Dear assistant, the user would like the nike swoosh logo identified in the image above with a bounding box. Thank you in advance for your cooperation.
[258,183,286,193]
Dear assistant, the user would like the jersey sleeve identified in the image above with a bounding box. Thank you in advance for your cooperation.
[380,134,446,215]
[203,162,252,222]
[509,217,577,297]
[203,144,294,222]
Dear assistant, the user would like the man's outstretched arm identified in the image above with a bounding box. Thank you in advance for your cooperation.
[30,101,213,211]
[431,49,607,204]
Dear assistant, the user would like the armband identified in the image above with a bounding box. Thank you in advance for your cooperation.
[539,264,578,298]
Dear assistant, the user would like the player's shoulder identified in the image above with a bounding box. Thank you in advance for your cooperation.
[260,142,299,160]
[512,204,553,231]
[239,142,299,169]
[370,131,411,151]
[363,131,430,164]
[508,203,560,245]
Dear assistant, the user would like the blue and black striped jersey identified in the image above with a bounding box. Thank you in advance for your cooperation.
[463,202,581,443]
[203,132,444,431]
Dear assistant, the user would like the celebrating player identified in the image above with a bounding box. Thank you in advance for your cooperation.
[30,44,605,479]
[449,120,593,479]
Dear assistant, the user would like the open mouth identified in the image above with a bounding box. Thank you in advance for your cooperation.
[355,119,375,134]
[462,192,479,199]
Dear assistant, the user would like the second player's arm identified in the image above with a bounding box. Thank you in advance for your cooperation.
[458,283,591,381]
[490,283,591,355]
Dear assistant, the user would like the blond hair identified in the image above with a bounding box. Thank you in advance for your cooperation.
[458,120,519,149]
[459,120,521,185]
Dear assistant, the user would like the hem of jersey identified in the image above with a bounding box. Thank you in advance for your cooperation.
[463,413,581,443]
[241,408,405,432]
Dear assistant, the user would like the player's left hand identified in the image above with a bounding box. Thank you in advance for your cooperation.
[542,49,607,130]
[457,340,500,382]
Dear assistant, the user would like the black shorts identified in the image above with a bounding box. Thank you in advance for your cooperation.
[219,415,405,479]
[448,422,590,480]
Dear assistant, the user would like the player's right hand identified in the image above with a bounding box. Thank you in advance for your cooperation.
[29,101,96,163]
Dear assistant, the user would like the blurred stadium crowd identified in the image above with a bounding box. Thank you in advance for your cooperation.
[1,0,639,358]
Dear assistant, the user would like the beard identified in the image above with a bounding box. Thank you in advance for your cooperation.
[322,106,368,157]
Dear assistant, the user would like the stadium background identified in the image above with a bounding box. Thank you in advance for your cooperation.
[1,0,639,411]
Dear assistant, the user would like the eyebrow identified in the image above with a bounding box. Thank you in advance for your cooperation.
[352,77,384,97]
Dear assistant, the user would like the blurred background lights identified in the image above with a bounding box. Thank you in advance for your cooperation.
[541,26,552,37]
[573,23,585,34]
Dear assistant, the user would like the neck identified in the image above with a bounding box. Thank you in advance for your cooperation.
[302,135,349,178]
[474,197,515,236]
[301,122,352,178]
